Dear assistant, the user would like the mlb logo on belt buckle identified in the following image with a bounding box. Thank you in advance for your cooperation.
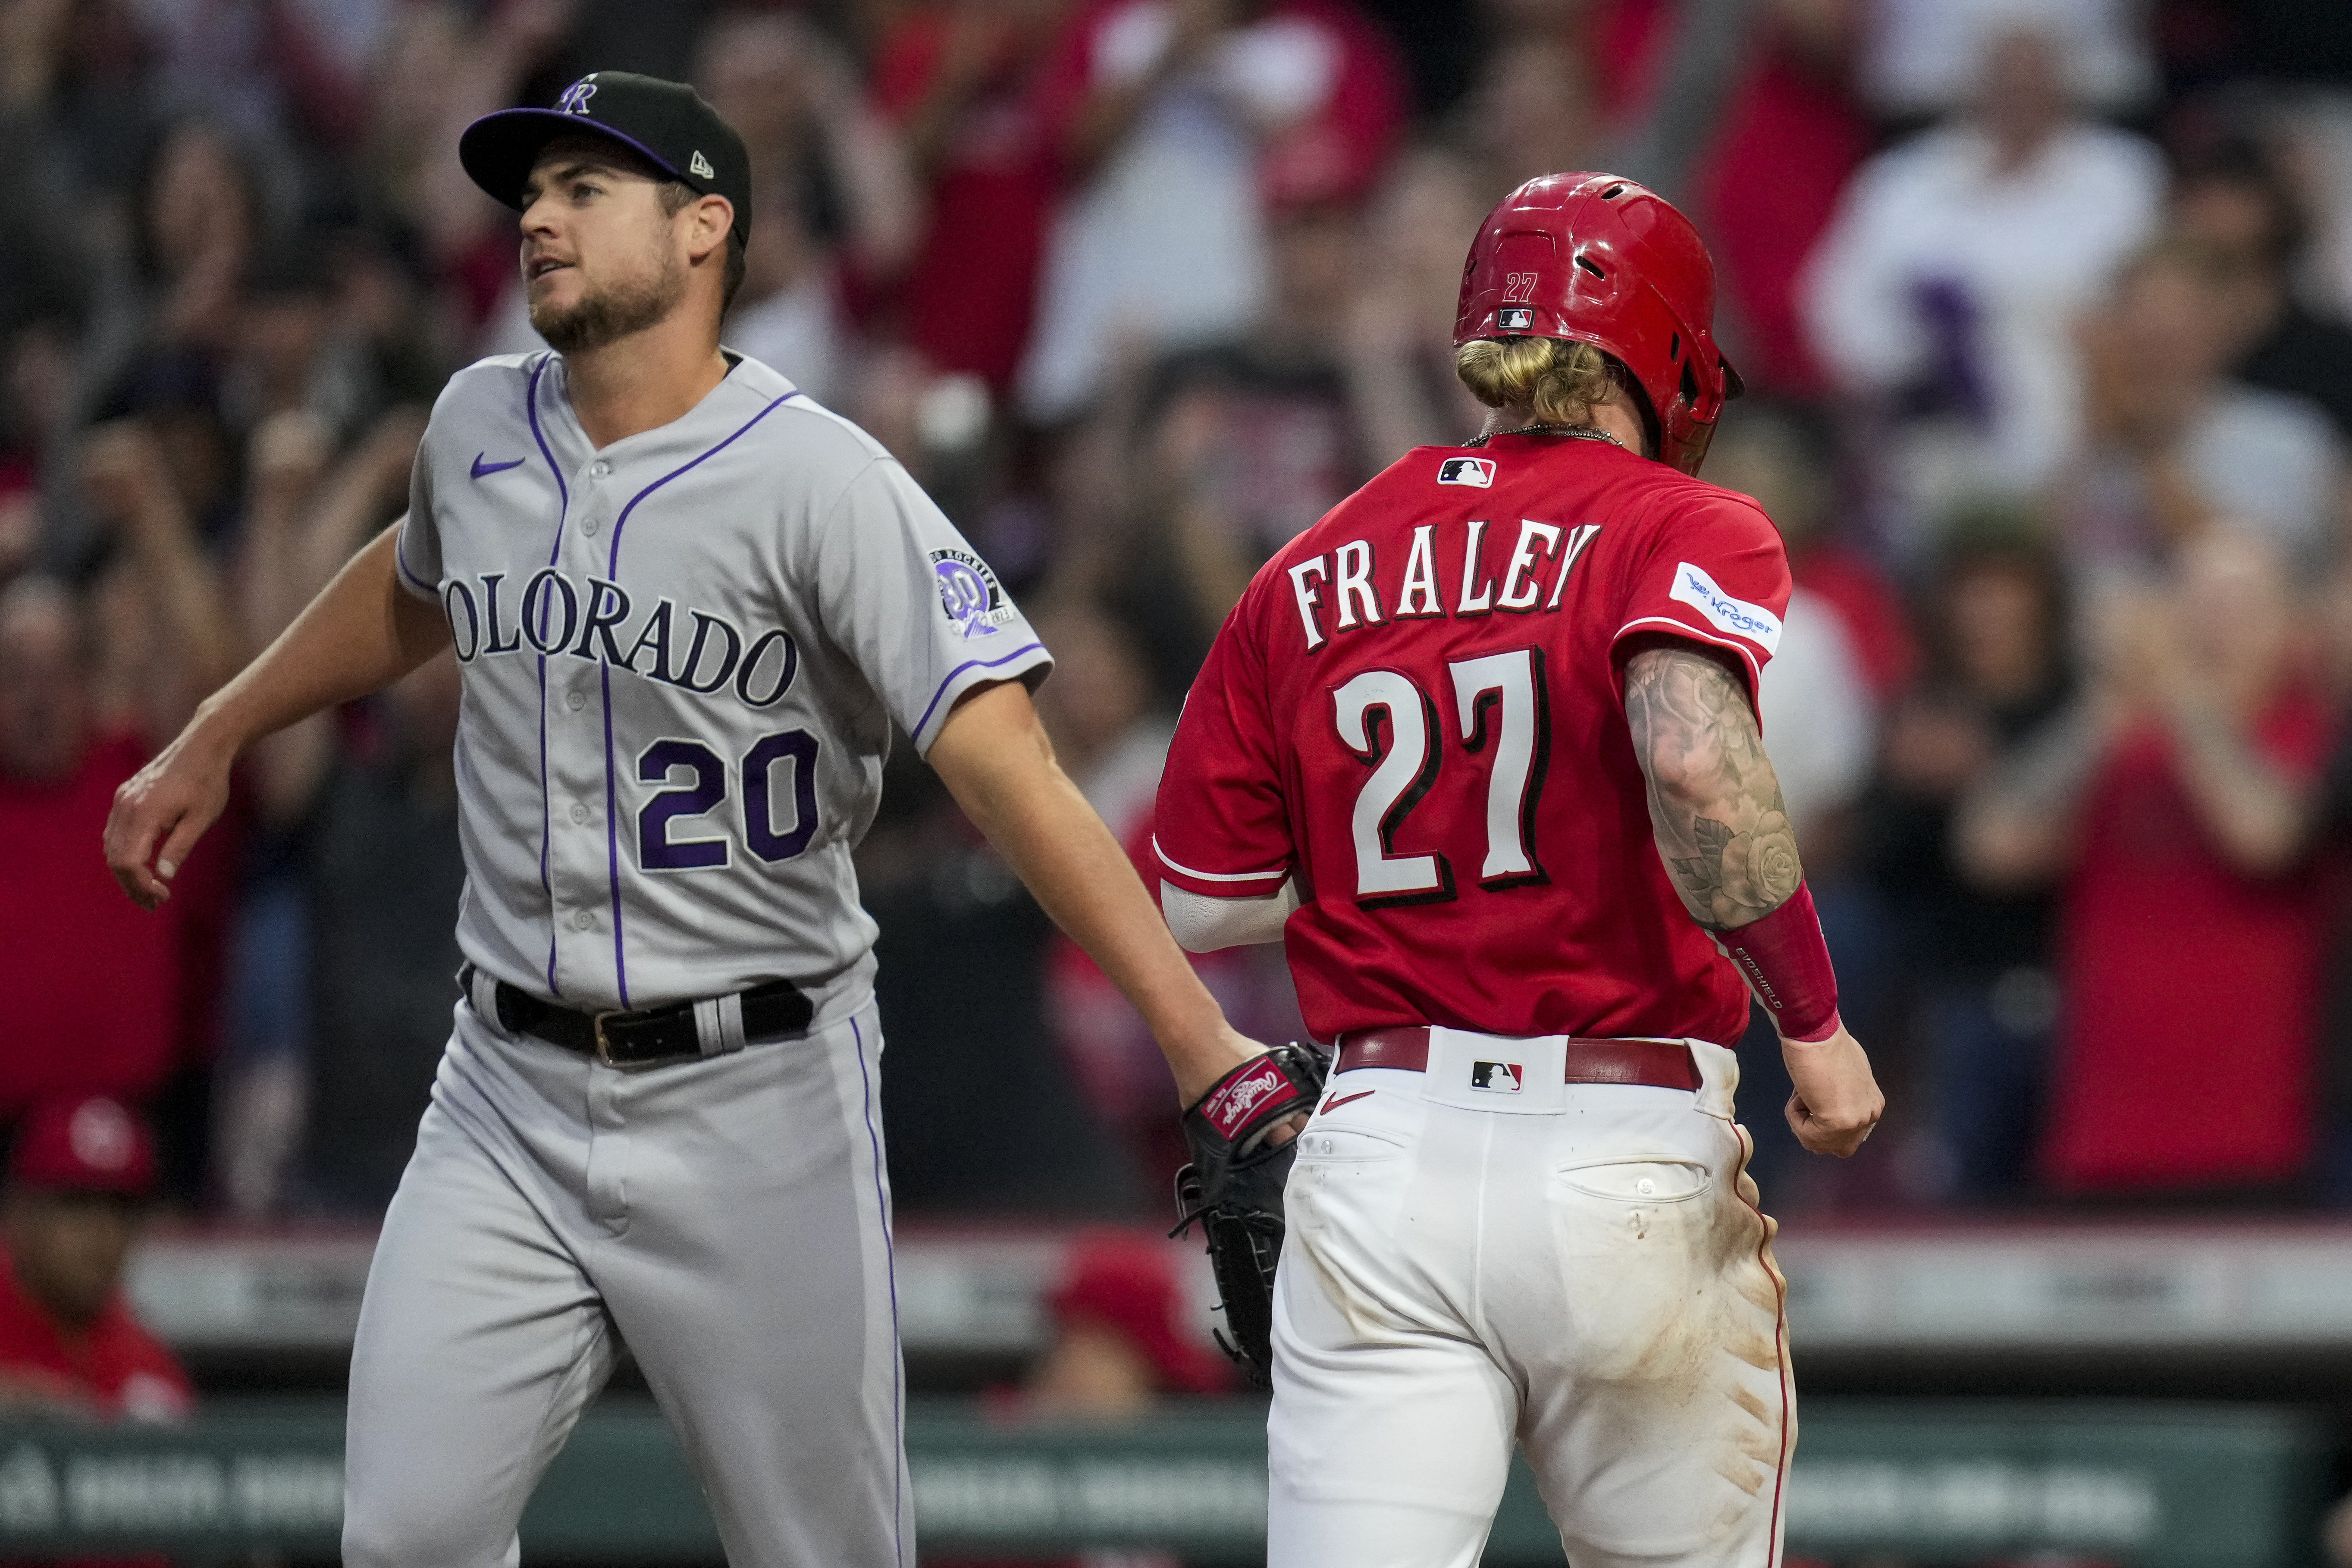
[1470,1060,1523,1093]
[1437,457,1495,487]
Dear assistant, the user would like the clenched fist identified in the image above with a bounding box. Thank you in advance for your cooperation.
[1780,1022,1884,1158]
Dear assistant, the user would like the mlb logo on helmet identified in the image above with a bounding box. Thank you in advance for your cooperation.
[1497,307,1535,331]
[1436,457,1494,487]
[1470,1061,1523,1093]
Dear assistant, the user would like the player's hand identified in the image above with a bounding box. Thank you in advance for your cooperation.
[1176,1028,1306,1148]
[1779,1022,1883,1158]
[103,716,235,909]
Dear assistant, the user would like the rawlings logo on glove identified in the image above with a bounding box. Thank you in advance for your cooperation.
[1201,1061,1291,1138]
[1171,1044,1330,1386]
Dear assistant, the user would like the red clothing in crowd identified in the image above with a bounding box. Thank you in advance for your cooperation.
[2044,689,2340,1193]
[0,1248,191,1421]
[1594,0,1872,397]
[0,731,229,1116]
[872,8,1063,388]
[1792,540,1918,701]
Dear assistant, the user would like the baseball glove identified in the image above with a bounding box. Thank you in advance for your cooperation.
[1170,1044,1329,1386]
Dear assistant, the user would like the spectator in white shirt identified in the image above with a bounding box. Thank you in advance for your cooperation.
[1017,0,1403,422]
[1801,23,2163,559]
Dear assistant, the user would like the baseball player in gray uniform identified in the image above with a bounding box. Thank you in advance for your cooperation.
[103,72,1270,1568]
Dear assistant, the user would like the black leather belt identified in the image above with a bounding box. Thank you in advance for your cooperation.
[460,964,813,1069]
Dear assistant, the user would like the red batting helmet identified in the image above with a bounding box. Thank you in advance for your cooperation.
[1454,172,1742,476]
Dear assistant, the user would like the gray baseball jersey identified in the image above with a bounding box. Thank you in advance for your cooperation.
[349,348,1047,1568]
[395,349,1051,1020]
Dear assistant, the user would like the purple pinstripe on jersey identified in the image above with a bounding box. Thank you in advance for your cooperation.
[525,354,570,996]
[602,387,799,574]
[394,529,435,595]
[909,641,1048,742]
[592,385,802,1003]
[850,1014,906,1568]
[600,661,628,1007]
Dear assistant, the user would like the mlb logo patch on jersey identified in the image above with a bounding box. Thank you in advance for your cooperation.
[1437,457,1495,488]
[1470,1060,1523,1093]
[930,548,1017,640]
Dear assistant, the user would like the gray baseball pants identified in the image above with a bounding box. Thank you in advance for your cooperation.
[341,992,909,1568]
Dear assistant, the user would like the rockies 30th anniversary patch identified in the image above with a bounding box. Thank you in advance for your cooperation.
[930,548,1016,640]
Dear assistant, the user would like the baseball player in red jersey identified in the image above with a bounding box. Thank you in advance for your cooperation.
[1153,174,1884,1568]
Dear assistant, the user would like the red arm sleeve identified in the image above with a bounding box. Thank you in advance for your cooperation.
[1607,489,1793,704]
[1153,602,1294,899]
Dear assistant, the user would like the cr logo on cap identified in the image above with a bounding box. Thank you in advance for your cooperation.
[558,78,598,115]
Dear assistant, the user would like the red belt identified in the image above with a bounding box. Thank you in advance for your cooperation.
[1334,1027,1702,1091]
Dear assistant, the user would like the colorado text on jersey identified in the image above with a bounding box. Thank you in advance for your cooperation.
[1285,519,1605,652]
[438,568,798,710]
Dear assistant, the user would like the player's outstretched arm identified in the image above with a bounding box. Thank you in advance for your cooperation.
[103,522,450,909]
[1622,642,1883,1157]
[927,680,1270,1104]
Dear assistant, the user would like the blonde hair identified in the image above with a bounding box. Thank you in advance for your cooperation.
[1455,337,1618,426]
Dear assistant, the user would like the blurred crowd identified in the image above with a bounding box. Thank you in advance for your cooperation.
[6,0,2352,1224]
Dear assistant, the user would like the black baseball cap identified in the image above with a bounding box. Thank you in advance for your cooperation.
[459,72,752,250]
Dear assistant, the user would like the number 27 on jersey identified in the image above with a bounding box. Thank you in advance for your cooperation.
[1336,647,1549,909]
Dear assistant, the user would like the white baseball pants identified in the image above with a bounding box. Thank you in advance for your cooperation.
[341,993,909,1568]
[1269,1030,1792,1568]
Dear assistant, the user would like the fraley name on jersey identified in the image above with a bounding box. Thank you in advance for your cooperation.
[1285,517,1604,653]
[437,567,798,710]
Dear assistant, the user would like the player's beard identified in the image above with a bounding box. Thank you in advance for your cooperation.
[532,243,687,354]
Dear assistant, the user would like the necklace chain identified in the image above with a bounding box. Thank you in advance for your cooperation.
[1467,422,1625,450]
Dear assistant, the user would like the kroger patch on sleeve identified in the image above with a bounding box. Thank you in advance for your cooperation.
[1669,561,1782,655]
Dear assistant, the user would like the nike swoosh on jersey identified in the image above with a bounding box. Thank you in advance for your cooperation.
[471,453,526,479]
[1320,1088,1377,1114]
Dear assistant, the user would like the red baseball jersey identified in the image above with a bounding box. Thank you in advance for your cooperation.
[1154,433,1792,1046]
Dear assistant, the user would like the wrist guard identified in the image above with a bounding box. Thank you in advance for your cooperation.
[1721,882,1841,1042]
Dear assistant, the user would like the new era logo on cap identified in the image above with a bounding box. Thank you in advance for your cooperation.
[690,150,714,179]
[1437,457,1494,487]
[1471,1061,1523,1093]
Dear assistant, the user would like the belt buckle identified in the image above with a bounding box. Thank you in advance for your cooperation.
[591,1010,629,1069]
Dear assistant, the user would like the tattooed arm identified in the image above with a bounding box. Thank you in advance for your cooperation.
[1621,642,1804,929]
[1623,640,1884,1155]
